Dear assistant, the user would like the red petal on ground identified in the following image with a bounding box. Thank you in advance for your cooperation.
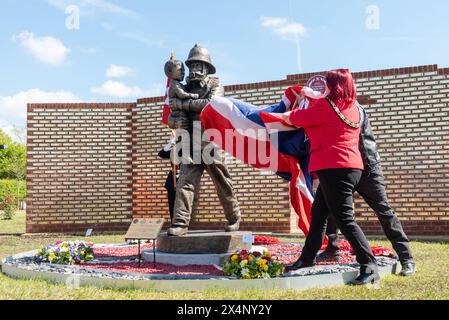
[93,244,153,258]
[254,235,280,245]
[371,246,395,257]
[87,241,393,275]
[81,262,223,276]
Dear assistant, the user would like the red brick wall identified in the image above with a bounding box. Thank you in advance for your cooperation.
[27,64,449,235]
[26,104,134,233]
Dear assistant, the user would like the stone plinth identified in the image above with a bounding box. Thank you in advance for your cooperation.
[156,230,253,254]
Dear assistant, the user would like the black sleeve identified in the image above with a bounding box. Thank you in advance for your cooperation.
[158,148,171,159]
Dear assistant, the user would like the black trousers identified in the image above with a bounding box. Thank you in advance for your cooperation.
[325,164,413,263]
[300,168,378,272]
[167,190,176,222]
[165,171,176,222]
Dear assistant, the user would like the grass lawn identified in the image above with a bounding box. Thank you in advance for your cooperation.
[0,210,26,235]
[0,211,448,300]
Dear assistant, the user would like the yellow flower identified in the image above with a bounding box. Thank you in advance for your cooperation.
[230,254,239,261]
[48,252,56,262]
[248,256,254,262]
[240,259,248,267]
[256,259,267,266]
[263,265,269,272]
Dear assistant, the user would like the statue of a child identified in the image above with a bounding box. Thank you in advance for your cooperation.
[164,56,199,130]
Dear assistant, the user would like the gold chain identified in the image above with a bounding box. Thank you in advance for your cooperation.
[326,98,360,129]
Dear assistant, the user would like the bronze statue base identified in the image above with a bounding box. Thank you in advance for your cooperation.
[156,230,253,254]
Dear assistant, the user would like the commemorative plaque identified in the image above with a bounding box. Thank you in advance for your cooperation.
[298,75,327,110]
[125,218,165,240]
[306,75,327,93]
[125,218,165,267]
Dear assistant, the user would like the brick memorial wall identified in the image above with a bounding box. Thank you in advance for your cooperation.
[26,65,449,236]
[26,104,135,233]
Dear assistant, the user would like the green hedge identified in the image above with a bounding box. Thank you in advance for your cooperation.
[0,180,26,208]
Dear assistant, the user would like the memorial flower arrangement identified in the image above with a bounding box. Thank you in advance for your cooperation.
[34,240,94,265]
[222,250,283,279]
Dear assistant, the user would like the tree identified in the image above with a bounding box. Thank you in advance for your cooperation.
[0,129,27,208]
[10,125,26,146]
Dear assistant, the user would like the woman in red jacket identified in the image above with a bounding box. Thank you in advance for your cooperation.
[285,69,379,285]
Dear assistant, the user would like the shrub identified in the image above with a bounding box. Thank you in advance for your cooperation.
[0,179,26,209]
[2,193,15,220]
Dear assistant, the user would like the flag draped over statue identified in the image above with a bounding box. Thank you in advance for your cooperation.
[200,87,314,236]
[161,78,171,127]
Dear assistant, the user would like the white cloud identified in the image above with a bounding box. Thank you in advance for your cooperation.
[260,16,288,28]
[260,16,307,41]
[91,81,164,98]
[273,23,306,39]
[0,89,81,136]
[260,16,307,72]
[47,0,137,18]
[12,31,70,66]
[106,64,135,78]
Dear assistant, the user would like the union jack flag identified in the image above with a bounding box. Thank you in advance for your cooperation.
[201,87,314,236]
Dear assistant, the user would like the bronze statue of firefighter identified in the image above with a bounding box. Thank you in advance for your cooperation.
[165,44,241,237]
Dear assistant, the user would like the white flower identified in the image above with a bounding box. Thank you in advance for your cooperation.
[241,268,250,277]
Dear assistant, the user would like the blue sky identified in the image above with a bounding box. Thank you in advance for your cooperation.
[1,0,449,133]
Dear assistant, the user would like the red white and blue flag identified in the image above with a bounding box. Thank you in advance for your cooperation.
[201,87,315,236]
[161,78,171,126]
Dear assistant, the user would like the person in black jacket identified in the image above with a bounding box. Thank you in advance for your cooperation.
[158,143,177,222]
[319,103,416,278]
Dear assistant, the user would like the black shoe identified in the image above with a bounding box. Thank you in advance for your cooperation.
[285,259,315,272]
[317,250,342,262]
[399,261,416,277]
[350,271,380,285]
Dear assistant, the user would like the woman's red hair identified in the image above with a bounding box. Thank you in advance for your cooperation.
[326,69,357,103]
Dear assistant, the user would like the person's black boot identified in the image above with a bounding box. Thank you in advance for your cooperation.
[350,266,380,285]
[399,261,416,277]
[285,258,315,272]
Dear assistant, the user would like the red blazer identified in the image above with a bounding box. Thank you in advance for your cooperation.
[289,97,364,173]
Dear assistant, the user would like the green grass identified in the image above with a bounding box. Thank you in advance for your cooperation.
[0,210,26,235]
[0,212,448,300]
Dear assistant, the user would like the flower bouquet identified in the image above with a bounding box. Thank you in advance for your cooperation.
[34,240,94,265]
[222,250,283,279]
